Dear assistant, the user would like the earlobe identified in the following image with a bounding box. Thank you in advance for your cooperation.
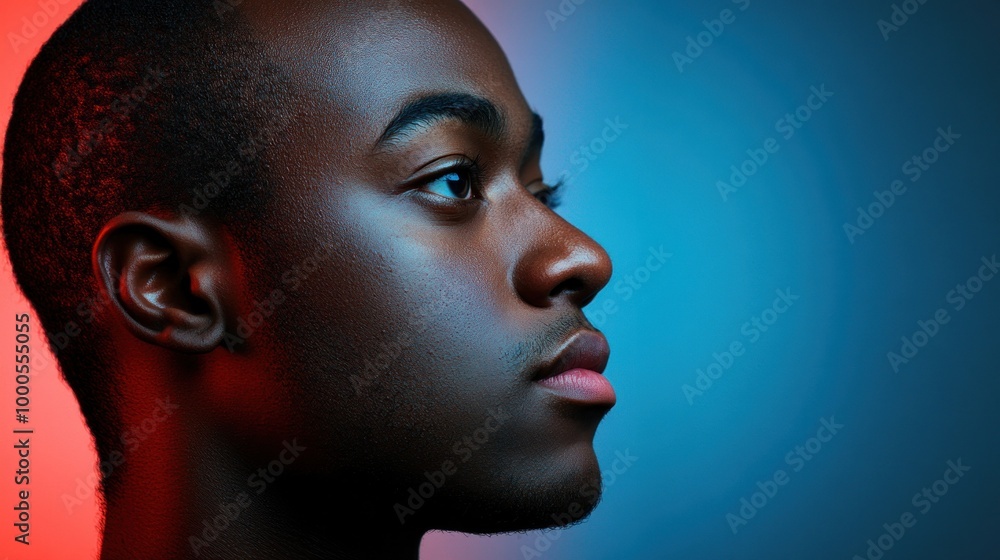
[92,211,229,353]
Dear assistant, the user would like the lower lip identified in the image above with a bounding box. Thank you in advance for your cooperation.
[535,368,616,406]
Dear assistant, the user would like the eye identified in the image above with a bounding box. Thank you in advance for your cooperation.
[531,178,565,210]
[423,168,474,200]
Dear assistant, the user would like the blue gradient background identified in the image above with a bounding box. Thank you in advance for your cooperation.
[422,1,1000,559]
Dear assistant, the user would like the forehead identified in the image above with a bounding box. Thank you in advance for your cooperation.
[238,0,532,150]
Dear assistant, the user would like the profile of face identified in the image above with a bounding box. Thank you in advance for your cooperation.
[87,0,615,555]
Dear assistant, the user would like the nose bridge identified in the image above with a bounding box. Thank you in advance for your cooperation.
[509,198,612,309]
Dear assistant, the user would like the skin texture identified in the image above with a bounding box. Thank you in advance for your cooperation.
[90,1,614,558]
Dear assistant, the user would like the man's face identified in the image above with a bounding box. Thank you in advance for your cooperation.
[225,0,614,532]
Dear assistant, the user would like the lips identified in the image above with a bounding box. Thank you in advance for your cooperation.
[532,329,615,406]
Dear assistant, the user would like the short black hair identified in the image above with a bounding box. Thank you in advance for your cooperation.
[1,0,294,494]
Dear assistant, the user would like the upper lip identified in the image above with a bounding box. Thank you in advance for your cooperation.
[532,329,611,382]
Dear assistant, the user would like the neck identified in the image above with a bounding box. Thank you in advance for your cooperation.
[97,344,426,559]
[98,429,426,559]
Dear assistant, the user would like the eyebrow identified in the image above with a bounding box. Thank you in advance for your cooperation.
[375,92,506,149]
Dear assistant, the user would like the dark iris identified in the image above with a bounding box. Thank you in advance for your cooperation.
[425,170,472,199]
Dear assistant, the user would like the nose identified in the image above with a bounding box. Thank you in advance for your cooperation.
[512,214,613,309]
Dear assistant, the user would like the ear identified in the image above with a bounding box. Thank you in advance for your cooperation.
[92,211,229,353]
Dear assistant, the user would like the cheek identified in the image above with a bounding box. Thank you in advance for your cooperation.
[263,199,528,470]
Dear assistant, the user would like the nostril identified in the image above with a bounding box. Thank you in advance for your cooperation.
[550,277,586,301]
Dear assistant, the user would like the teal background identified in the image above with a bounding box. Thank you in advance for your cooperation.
[424,1,1000,558]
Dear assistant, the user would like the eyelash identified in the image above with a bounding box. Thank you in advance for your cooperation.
[533,178,565,210]
[421,157,565,211]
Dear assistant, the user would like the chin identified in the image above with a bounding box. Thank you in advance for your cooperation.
[431,441,606,534]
